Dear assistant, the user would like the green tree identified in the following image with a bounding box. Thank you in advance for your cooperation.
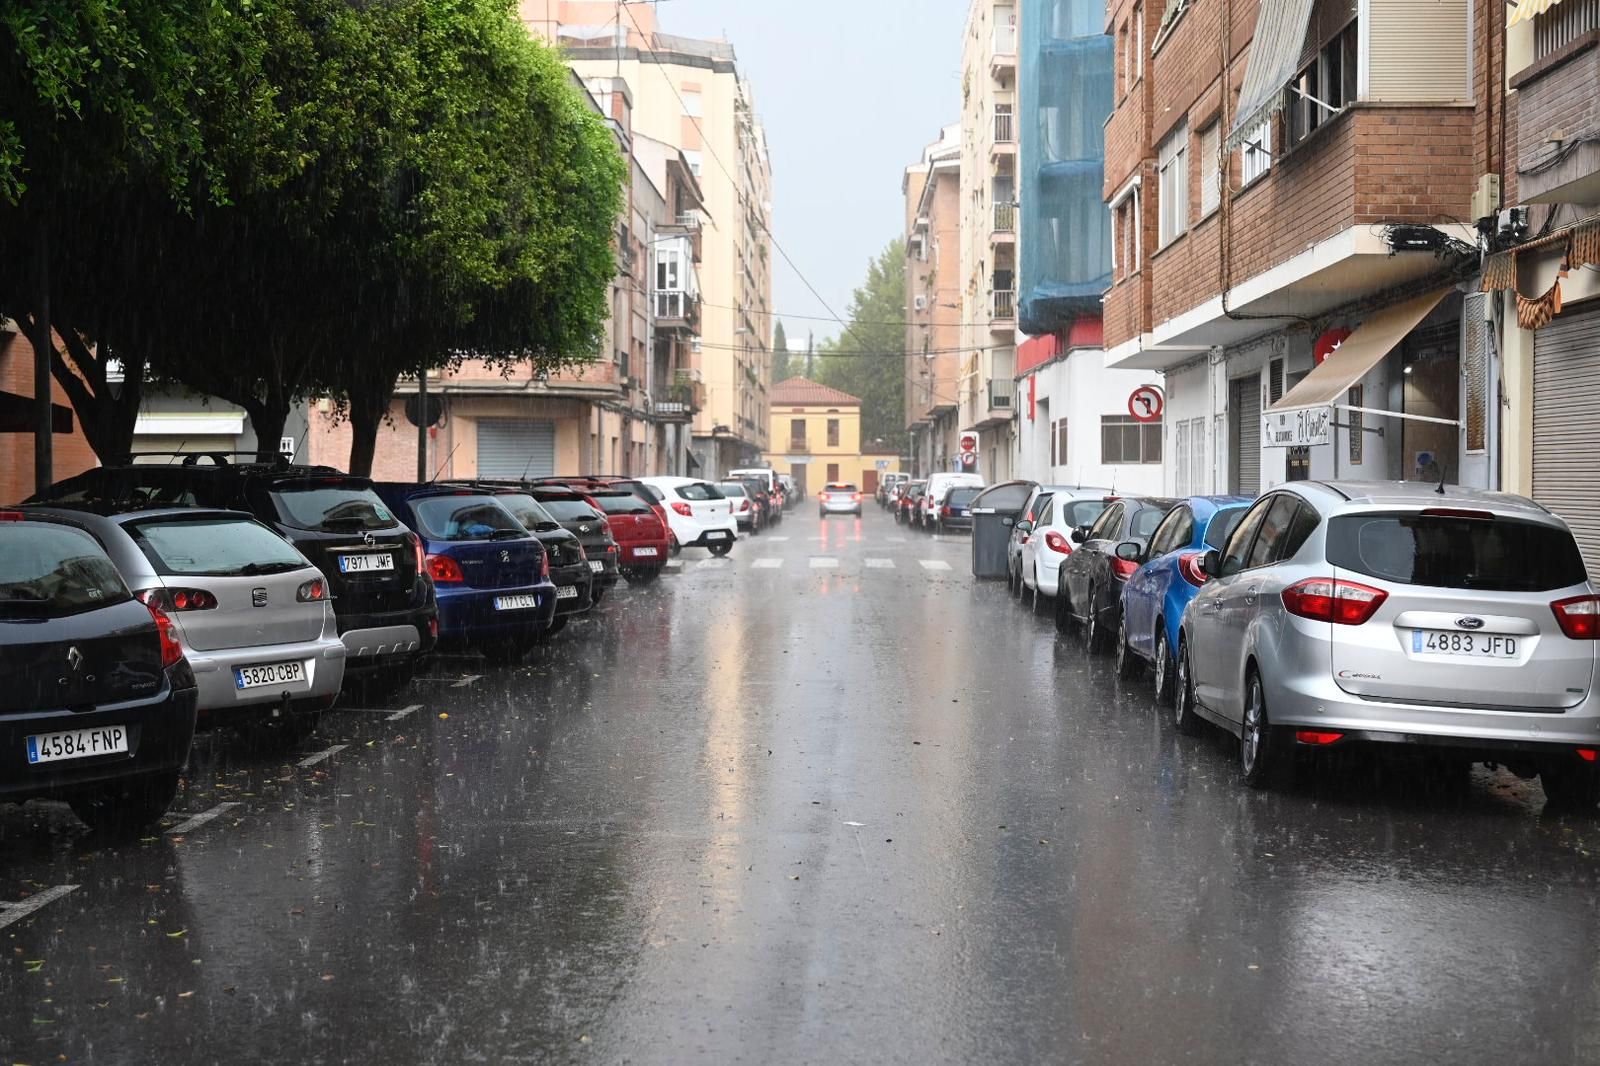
[771,319,789,381]
[815,237,907,452]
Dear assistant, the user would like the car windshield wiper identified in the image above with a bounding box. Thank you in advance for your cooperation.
[232,561,301,577]
[487,528,526,540]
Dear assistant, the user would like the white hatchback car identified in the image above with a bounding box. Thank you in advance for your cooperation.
[637,477,738,556]
[1018,489,1114,606]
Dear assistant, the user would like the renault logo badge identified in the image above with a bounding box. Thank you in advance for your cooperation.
[66,646,84,671]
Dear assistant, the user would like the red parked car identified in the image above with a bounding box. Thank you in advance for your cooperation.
[533,478,671,584]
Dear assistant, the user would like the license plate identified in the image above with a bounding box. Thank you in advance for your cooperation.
[633,547,659,557]
[1411,630,1519,658]
[555,585,578,601]
[707,531,730,540]
[339,553,393,574]
[27,725,129,765]
[589,560,604,573]
[494,594,539,611]
[236,660,308,689]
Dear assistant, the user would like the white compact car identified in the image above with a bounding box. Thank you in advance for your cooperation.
[637,477,738,557]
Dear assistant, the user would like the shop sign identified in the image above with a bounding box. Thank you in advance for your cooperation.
[1263,405,1332,447]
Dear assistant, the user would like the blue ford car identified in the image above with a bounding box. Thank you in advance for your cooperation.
[1115,495,1252,700]
[374,485,556,665]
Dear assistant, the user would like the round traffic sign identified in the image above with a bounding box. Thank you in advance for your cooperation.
[1128,385,1164,423]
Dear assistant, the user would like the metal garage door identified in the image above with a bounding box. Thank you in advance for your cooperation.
[1534,306,1600,575]
[1228,376,1261,494]
[476,419,556,479]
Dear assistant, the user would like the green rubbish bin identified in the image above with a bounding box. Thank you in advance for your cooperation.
[969,480,1037,579]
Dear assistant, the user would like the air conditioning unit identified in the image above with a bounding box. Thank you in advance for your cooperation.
[914,295,929,312]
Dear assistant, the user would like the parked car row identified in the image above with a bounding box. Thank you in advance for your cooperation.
[4,454,766,834]
[882,471,985,533]
[994,476,1600,809]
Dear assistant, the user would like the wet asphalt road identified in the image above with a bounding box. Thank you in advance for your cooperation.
[6,506,1600,1064]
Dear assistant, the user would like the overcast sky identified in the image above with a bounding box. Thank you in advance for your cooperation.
[660,0,970,347]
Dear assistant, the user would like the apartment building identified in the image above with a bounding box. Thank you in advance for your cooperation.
[1103,0,1504,497]
[1489,0,1600,571]
[957,0,1020,482]
[764,377,901,497]
[525,1,774,479]
[904,125,965,478]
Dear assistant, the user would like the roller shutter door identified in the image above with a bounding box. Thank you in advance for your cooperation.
[476,418,555,479]
[1229,376,1261,494]
[1533,306,1600,576]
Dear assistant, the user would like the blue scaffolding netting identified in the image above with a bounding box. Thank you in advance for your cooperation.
[1019,0,1113,337]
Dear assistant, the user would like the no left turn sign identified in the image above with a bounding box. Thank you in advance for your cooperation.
[1128,385,1164,423]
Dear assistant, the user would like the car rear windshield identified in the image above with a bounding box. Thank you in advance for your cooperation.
[129,517,308,577]
[1326,512,1588,592]
[412,496,526,542]
[0,524,130,618]
[1204,508,1248,550]
[270,485,395,532]
[826,484,858,493]
[636,483,665,503]
[592,494,652,516]
[496,493,559,531]
[718,483,749,497]
[947,487,981,506]
[1061,500,1108,528]
[538,497,602,521]
[675,483,725,501]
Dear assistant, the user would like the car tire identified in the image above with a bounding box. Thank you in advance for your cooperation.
[1541,764,1600,811]
[1152,626,1175,705]
[707,541,733,558]
[1053,583,1074,634]
[669,535,682,558]
[1082,586,1106,653]
[1173,636,1202,736]
[1240,668,1291,790]
[1115,616,1140,679]
[625,567,662,586]
[70,770,182,836]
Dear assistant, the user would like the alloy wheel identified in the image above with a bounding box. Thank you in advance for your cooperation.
[1154,631,1170,701]
[1241,675,1264,777]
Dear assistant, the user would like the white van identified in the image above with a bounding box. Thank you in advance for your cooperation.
[728,469,778,494]
[920,472,985,529]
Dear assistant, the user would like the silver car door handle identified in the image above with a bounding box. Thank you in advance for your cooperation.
[1243,584,1260,605]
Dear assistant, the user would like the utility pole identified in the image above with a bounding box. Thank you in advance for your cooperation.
[32,224,52,492]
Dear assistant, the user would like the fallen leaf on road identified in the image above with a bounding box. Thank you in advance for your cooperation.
[166,930,187,939]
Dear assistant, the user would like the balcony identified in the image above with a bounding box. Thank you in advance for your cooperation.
[991,7,1017,78]
[990,288,1016,327]
[787,436,809,454]
[1511,3,1600,204]
[992,109,1015,147]
[990,201,1016,246]
[654,290,699,333]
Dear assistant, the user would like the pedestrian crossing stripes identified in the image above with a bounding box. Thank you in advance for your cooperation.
[865,558,896,568]
[680,556,955,572]
[809,557,839,569]
[752,558,783,569]
[764,536,790,542]
[919,560,952,571]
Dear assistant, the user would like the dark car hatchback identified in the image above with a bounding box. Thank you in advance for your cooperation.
[0,512,198,833]
[468,487,594,635]
[32,457,438,692]
[524,486,621,602]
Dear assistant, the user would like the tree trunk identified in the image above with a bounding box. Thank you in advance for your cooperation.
[347,368,400,478]
[244,394,290,464]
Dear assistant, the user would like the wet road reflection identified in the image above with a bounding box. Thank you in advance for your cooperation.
[5,509,1600,1063]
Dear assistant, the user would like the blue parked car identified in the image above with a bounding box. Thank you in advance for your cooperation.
[1115,495,1252,701]
[374,485,557,665]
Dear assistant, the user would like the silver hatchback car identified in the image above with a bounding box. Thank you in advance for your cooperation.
[23,507,347,745]
[1174,481,1600,803]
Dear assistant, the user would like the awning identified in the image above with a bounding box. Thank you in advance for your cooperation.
[0,389,74,434]
[1225,0,1319,150]
[1508,0,1563,27]
[1268,289,1451,412]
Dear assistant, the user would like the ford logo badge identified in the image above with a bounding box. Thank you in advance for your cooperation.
[1455,616,1485,630]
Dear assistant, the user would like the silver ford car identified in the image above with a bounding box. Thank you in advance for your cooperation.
[1174,481,1600,805]
[22,507,347,747]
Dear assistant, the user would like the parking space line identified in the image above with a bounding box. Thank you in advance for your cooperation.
[865,558,896,568]
[765,536,790,542]
[665,560,684,568]
[698,559,731,569]
[0,884,78,930]
[752,558,783,569]
[386,704,423,721]
[297,744,348,769]
[451,674,481,689]
[919,559,953,571]
[166,802,241,836]
[809,557,839,569]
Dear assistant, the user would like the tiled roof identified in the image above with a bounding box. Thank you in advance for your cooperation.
[770,377,860,406]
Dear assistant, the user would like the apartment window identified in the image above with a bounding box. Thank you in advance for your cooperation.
[1118,25,1130,96]
[1133,3,1144,80]
[1240,121,1272,185]
[826,463,840,482]
[682,89,702,118]
[1102,415,1163,464]
[1157,122,1188,248]
[1055,419,1070,468]
[1285,22,1357,150]
[790,418,806,446]
[656,246,681,292]
[683,149,703,177]
[1111,181,1141,279]
[1199,123,1220,218]
[827,418,841,447]
[1174,416,1207,494]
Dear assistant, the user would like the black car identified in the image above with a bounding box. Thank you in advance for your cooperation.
[0,511,198,833]
[522,485,621,601]
[473,486,595,635]
[33,455,439,695]
[1055,495,1180,651]
[737,478,778,528]
[935,485,983,533]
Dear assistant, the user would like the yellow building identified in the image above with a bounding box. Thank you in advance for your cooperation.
[763,377,901,497]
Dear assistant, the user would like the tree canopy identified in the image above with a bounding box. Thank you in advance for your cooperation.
[814,237,907,453]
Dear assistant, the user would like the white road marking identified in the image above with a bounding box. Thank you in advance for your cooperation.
[297,744,348,769]
[386,703,422,721]
[752,558,783,569]
[0,885,78,929]
[764,536,790,542]
[919,559,953,571]
[665,560,684,568]
[452,674,481,689]
[865,558,896,568]
[809,557,839,569]
[699,559,731,569]
[165,802,241,836]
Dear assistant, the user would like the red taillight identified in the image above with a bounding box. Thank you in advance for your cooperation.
[1295,731,1345,746]
[1178,552,1208,587]
[1578,748,1599,762]
[942,506,952,516]
[296,578,326,602]
[0,511,23,522]
[426,554,464,583]
[413,535,425,575]
[136,588,217,611]
[740,499,750,512]
[540,549,550,580]
[1111,557,1138,579]
[1552,595,1600,640]
[148,605,183,668]
[1281,578,1388,625]
[672,502,693,517]
[1043,530,1072,554]
[852,493,862,502]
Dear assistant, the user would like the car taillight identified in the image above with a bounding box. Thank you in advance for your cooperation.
[1281,578,1388,625]
[148,604,184,668]
[1178,552,1208,587]
[426,554,464,583]
[136,588,217,611]
[540,550,550,580]
[1043,531,1072,554]
[942,506,951,516]
[0,511,23,522]
[672,502,693,517]
[1295,731,1345,746]
[852,493,862,502]
[1111,557,1139,579]
[413,535,426,575]
[296,578,326,602]
[1551,594,1600,640]
[741,499,751,512]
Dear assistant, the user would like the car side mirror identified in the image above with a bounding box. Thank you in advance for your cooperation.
[1115,540,1143,563]
[1001,515,1014,527]
[1201,548,1221,578]
[1014,519,1032,533]
[1070,526,1088,544]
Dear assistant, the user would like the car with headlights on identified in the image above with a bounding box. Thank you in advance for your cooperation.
[0,511,198,833]
[818,482,863,517]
